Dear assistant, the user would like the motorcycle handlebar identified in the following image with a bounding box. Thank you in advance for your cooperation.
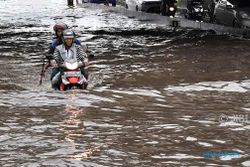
[59,63,65,68]
[78,61,84,68]
[58,61,86,69]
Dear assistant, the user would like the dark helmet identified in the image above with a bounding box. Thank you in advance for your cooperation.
[63,29,75,40]
[53,22,68,32]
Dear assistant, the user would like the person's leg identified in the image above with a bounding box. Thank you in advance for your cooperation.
[80,67,88,80]
[80,67,88,89]
[51,68,60,89]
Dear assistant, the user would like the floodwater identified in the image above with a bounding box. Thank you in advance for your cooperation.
[0,0,249,166]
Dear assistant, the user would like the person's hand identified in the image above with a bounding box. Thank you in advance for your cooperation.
[84,60,89,67]
[44,63,51,70]
[51,64,59,68]
[50,60,58,67]
[46,54,53,60]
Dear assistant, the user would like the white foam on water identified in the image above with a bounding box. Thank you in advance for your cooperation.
[165,80,250,93]
[186,136,197,141]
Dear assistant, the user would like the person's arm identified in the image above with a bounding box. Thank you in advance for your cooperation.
[52,47,62,67]
[76,45,89,66]
[48,40,58,54]
[48,44,55,55]
[41,40,57,73]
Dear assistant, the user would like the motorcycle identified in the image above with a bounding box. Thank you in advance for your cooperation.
[166,2,177,17]
[185,0,204,21]
[161,0,177,17]
[52,59,88,91]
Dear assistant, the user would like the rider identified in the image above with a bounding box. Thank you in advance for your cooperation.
[48,22,84,57]
[51,29,89,89]
[40,22,89,79]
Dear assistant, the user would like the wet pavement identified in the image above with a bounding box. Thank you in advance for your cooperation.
[0,0,249,166]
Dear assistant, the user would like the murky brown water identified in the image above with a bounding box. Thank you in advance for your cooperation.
[0,0,249,166]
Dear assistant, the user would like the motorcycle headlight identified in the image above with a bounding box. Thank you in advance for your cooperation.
[169,7,175,12]
[241,12,250,19]
[65,61,78,70]
[194,8,199,12]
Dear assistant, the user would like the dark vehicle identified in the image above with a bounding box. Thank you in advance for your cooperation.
[89,0,116,6]
[126,0,161,13]
[185,0,205,21]
[161,0,177,17]
[213,0,250,28]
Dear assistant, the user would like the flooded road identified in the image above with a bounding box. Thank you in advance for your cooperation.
[0,0,250,166]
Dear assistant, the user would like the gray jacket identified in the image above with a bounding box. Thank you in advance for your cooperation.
[53,43,86,65]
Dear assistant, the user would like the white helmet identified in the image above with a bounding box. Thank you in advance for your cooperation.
[63,29,75,40]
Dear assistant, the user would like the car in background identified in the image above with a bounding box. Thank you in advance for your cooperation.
[213,0,250,28]
[88,0,116,6]
[126,0,161,13]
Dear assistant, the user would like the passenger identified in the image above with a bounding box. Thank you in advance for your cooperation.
[40,22,88,79]
[51,29,89,89]
[48,22,83,57]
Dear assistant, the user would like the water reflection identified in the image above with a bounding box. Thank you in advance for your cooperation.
[63,104,85,141]
[60,103,101,161]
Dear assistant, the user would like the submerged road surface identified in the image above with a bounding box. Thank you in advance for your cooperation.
[0,0,249,166]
